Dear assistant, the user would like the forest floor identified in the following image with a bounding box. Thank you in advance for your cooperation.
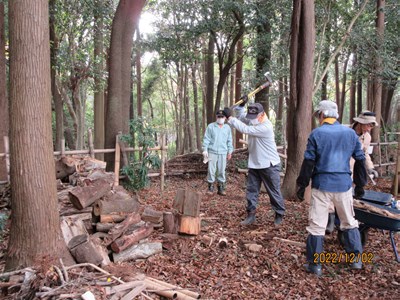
[1,173,400,299]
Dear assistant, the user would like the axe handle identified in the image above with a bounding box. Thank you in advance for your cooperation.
[232,81,271,106]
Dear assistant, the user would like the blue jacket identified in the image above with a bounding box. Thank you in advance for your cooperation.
[202,122,233,155]
[304,121,365,192]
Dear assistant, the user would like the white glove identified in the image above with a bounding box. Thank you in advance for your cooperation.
[202,151,208,164]
[368,169,379,179]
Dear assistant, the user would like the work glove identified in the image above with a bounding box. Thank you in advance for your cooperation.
[368,169,379,179]
[239,95,248,107]
[354,186,365,199]
[223,107,232,118]
[202,151,208,164]
[296,186,305,201]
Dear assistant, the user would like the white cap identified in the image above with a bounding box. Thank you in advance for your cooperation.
[314,100,339,119]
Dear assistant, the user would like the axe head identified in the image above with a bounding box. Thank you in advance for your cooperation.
[264,71,273,84]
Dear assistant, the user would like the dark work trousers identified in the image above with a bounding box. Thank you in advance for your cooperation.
[246,164,285,215]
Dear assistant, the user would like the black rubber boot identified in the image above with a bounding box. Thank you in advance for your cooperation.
[305,235,324,276]
[207,183,214,194]
[343,228,363,270]
[240,210,256,225]
[274,213,283,226]
[217,183,226,196]
[325,213,336,234]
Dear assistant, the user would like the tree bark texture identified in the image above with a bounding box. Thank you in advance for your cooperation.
[94,1,105,161]
[205,34,215,125]
[282,0,315,198]
[7,0,72,270]
[105,0,146,170]
[191,64,202,152]
[371,0,384,143]
[0,3,7,181]
[234,38,244,148]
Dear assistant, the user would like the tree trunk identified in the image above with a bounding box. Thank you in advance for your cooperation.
[282,0,315,198]
[136,25,142,117]
[357,76,362,115]
[205,34,215,125]
[338,53,350,123]
[0,3,7,181]
[191,64,202,152]
[234,38,244,148]
[6,0,72,270]
[105,0,146,170]
[49,0,63,152]
[349,52,357,123]
[371,0,384,144]
[94,1,105,161]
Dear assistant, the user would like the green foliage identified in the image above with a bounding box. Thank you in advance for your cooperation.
[121,118,161,191]
[0,212,7,241]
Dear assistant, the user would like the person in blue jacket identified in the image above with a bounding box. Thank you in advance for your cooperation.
[296,100,368,276]
[202,109,233,195]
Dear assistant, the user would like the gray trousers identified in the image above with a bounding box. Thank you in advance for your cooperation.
[207,153,227,184]
[246,164,285,215]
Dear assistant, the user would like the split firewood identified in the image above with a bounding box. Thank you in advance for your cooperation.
[163,211,179,234]
[103,212,142,246]
[96,222,114,233]
[111,223,154,253]
[100,212,129,223]
[55,156,76,180]
[112,242,162,263]
[69,178,111,210]
[173,189,186,213]
[141,207,163,224]
[85,169,114,184]
[354,199,400,220]
[183,190,201,217]
[68,235,105,266]
[178,215,200,235]
[60,213,92,244]
[94,196,139,217]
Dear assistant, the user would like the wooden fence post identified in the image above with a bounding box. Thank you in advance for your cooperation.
[114,133,121,187]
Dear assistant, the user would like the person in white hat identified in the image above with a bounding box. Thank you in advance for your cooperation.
[351,111,379,178]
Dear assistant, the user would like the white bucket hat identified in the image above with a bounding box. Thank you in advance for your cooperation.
[353,111,378,127]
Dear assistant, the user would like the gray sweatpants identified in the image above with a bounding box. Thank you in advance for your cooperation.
[207,153,227,184]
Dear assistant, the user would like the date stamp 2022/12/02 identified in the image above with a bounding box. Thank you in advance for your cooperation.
[313,252,374,264]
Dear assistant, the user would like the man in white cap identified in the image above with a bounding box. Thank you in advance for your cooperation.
[296,100,368,276]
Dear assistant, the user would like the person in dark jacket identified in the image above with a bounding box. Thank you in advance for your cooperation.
[296,100,368,276]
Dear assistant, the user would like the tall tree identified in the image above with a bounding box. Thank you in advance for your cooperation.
[94,0,106,160]
[282,0,315,198]
[234,38,244,148]
[105,0,146,170]
[7,0,72,270]
[205,34,215,125]
[371,0,384,142]
[0,2,7,181]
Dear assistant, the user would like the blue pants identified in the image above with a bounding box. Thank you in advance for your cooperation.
[246,164,285,215]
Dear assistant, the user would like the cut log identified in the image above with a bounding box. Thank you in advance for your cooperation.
[111,223,154,253]
[103,212,142,246]
[85,169,114,184]
[96,223,114,233]
[69,179,111,210]
[68,235,104,265]
[112,242,162,263]
[100,213,128,223]
[163,211,179,234]
[60,206,93,217]
[173,189,185,213]
[94,197,139,216]
[183,190,201,217]
[55,156,76,180]
[60,213,92,244]
[78,157,107,172]
[141,207,163,224]
[178,215,200,235]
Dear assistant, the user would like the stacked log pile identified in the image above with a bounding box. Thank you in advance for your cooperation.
[56,157,204,269]
[164,148,249,175]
